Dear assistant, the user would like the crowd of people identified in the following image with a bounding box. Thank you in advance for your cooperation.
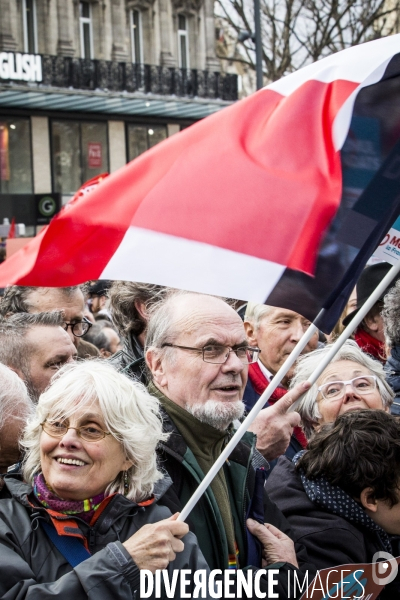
[0,263,400,599]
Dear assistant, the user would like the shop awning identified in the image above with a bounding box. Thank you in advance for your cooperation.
[0,84,233,119]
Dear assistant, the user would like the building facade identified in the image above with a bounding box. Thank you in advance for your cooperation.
[0,0,237,234]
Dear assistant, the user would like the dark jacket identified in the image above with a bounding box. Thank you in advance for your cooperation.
[265,457,400,599]
[384,347,400,416]
[0,474,209,600]
[157,409,316,596]
[109,331,147,384]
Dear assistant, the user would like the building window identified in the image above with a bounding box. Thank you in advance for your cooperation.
[0,118,33,194]
[130,10,143,64]
[79,1,93,59]
[178,15,189,69]
[127,124,167,161]
[22,0,38,54]
[52,120,108,198]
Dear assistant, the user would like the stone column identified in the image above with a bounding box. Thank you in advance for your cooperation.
[31,117,52,194]
[110,0,128,61]
[204,0,219,71]
[108,121,126,172]
[56,0,75,56]
[159,0,176,67]
[0,0,17,51]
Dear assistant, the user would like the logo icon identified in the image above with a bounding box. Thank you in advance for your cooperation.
[38,196,57,218]
[372,551,398,586]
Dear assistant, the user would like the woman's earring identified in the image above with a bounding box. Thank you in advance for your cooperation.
[124,471,129,495]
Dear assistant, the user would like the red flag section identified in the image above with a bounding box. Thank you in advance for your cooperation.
[8,218,15,240]
[0,35,400,303]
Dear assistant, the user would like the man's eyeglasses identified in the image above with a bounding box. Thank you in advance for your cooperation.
[317,375,378,402]
[41,420,111,442]
[161,343,260,365]
[61,316,92,338]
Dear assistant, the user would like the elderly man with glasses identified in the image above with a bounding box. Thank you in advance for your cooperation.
[145,290,313,590]
[0,285,91,348]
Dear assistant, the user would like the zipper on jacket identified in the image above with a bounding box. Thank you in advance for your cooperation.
[241,438,256,561]
[88,527,96,550]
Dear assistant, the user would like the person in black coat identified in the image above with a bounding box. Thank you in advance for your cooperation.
[265,410,400,599]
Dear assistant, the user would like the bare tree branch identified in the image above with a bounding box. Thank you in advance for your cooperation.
[216,0,400,88]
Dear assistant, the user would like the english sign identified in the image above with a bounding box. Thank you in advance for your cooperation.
[0,52,42,83]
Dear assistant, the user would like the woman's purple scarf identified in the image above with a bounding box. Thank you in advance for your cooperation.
[33,473,105,523]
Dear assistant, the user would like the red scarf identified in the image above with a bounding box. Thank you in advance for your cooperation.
[355,328,386,364]
[248,362,308,449]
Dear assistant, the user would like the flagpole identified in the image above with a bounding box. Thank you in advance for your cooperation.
[300,260,400,388]
[177,260,400,523]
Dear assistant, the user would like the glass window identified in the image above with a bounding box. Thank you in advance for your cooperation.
[80,1,93,59]
[22,0,37,54]
[0,118,33,194]
[130,10,142,64]
[178,15,189,69]
[127,124,167,161]
[52,121,81,196]
[52,120,108,197]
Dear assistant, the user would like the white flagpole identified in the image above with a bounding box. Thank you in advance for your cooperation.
[177,260,400,523]
[301,260,400,388]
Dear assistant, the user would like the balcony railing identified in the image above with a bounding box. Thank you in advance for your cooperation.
[38,56,238,102]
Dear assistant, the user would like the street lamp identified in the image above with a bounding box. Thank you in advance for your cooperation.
[237,0,263,90]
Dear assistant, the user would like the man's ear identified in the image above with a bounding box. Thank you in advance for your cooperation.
[146,348,167,388]
[134,300,148,323]
[360,487,378,513]
[244,321,257,346]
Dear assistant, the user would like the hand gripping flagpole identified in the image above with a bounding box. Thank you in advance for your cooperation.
[177,260,400,523]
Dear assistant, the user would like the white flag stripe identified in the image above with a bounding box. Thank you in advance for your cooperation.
[267,34,400,97]
[101,226,286,301]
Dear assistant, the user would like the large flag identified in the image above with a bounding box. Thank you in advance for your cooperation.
[2,36,400,332]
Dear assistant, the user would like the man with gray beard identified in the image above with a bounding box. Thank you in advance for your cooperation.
[145,291,313,589]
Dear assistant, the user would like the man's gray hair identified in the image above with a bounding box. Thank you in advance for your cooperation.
[244,303,275,328]
[0,286,82,317]
[0,363,31,431]
[108,281,169,337]
[144,289,189,352]
[290,340,394,439]
[0,311,64,374]
[22,360,168,502]
[383,279,400,348]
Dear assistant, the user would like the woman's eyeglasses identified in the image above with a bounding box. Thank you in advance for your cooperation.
[317,375,378,402]
[41,420,111,442]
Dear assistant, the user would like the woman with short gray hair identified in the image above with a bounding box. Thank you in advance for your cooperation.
[0,360,209,600]
[291,340,393,439]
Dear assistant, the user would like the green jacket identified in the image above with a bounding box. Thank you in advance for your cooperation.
[157,408,315,585]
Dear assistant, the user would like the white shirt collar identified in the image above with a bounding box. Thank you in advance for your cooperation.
[257,359,274,381]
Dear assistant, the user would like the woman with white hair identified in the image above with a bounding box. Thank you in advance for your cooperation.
[291,340,394,440]
[0,360,208,600]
